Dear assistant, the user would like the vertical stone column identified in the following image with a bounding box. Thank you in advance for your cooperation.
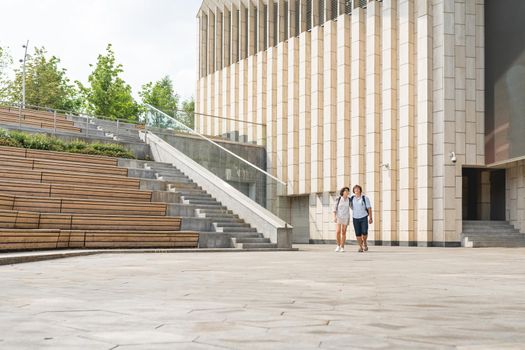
[311,26,324,193]
[288,36,300,195]
[230,60,239,140]
[216,10,223,72]
[323,20,337,193]
[299,31,312,194]
[257,0,266,52]
[278,0,287,42]
[381,0,398,244]
[398,0,415,244]
[256,50,267,144]
[416,0,433,245]
[432,0,446,244]
[208,9,215,75]
[350,7,365,188]
[289,0,297,37]
[214,10,223,137]
[480,171,490,220]
[276,43,289,194]
[239,3,247,60]
[312,0,320,27]
[248,2,257,56]
[268,0,276,47]
[266,45,278,178]
[247,54,257,142]
[475,0,484,166]
[442,0,457,244]
[231,5,239,64]
[336,13,351,189]
[365,0,381,243]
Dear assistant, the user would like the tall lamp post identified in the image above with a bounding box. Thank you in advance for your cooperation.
[20,40,29,109]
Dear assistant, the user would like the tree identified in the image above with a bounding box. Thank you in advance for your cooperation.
[139,76,179,128]
[180,97,195,129]
[0,47,12,100]
[82,44,139,121]
[6,47,83,112]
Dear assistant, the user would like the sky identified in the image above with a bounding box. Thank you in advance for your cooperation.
[0,0,201,100]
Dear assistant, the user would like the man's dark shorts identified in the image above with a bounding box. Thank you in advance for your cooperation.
[353,216,369,236]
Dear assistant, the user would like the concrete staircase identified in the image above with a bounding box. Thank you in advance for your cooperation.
[126,160,278,250]
[67,115,142,143]
[461,220,525,247]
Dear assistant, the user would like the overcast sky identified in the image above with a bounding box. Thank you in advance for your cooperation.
[0,0,201,100]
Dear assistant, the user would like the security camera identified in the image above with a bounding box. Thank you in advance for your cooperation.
[449,152,457,163]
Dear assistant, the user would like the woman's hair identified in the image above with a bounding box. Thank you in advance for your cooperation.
[340,187,350,196]
[352,184,363,194]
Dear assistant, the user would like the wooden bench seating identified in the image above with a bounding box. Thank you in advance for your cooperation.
[0,154,128,177]
[0,146,119,167]
[0,229,199,250]
[0,107,70,120]
[0,209,181,231]
[0,179,153,202]
[0,168,140,189]
[0,112,81,133]
[0,111,77,127]
[0,193,167,216]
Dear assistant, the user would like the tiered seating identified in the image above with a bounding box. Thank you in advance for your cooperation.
[0,107,81,133]
[0,146,199,251]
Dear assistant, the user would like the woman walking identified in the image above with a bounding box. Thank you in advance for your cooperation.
[333,187,351,252]
[350,185,373,252]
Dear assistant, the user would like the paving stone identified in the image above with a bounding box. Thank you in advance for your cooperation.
[0,245,524,349]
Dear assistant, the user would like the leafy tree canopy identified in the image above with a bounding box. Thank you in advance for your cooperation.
[6,47,83,112]
[82,44,139,121]
[0,47,12,100]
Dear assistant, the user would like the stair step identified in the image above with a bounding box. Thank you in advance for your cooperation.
[236,237,271,244]
[241,243,278,249]
[226,232,262,238]
[215,222,250,227]
[219,227,257,232]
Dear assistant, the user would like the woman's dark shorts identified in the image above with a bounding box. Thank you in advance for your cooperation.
[353,216,369,236]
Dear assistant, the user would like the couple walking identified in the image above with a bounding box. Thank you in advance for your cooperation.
[332,185,373,253]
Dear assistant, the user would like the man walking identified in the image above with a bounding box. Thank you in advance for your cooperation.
[350,185,373,252]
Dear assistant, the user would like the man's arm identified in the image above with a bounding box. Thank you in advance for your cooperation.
[368,207,373,224]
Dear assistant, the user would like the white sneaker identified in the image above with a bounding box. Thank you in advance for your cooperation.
[335,246,340,252]
[340,247,345,253]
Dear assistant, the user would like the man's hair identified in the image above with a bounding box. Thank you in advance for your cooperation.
[352,184,363,194]
[340,187,350,196]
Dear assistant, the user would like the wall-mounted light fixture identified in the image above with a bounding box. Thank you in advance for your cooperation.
[449,152,457,164]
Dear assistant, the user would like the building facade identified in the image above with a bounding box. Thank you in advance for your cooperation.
[195,0,525,246]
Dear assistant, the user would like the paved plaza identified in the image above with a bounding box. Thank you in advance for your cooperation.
[1,245,524,349]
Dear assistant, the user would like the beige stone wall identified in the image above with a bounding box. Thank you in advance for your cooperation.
[196,0,486,245]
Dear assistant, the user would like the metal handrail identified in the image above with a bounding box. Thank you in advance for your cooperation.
[190,110,266,127]
[145,103,286,186]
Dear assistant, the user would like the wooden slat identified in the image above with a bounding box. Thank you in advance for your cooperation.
[1,146,119,166]
[0,154,127,177]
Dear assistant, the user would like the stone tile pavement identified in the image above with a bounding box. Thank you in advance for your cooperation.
[1,245,524,349]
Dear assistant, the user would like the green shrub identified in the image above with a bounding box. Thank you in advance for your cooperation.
[0,128,135,159]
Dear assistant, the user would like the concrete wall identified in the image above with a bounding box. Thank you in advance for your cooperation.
[507,160,525,233]
[196,0,486,246]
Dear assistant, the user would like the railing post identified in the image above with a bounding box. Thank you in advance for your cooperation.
[85,116,89,137]
[53,110,57,135]
[18,103,22,128]
[116,119,120,140]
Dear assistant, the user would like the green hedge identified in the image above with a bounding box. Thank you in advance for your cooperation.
[0,129,135,159]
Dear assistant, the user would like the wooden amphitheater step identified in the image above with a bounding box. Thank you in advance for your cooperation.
[0,229,198,250]
[0,111,81,133]
[0,168,140,189]
[0,146,119,167]
[0,154,128,177]
[0,179,152,202]
[0,193,167,216]
[0,209,182,231]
